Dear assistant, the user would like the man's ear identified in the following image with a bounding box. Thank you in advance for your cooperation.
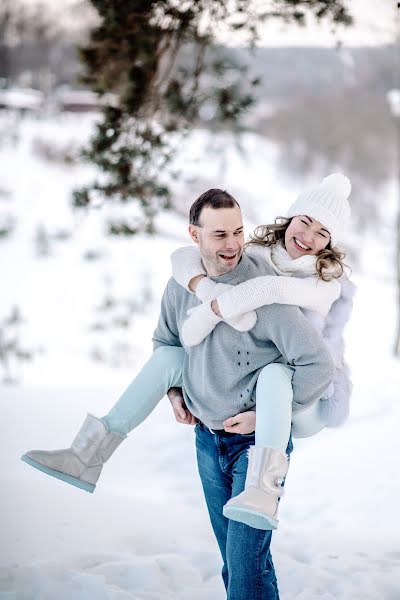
[188,224,199,245]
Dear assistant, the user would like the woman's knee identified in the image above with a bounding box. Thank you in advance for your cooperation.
[257,362,293,387]
[153,345,184,365]
[152,346,184,384]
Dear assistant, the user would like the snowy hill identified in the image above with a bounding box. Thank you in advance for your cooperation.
[0,112,399,599]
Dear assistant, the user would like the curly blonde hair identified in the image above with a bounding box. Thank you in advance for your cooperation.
[247,217,348,282]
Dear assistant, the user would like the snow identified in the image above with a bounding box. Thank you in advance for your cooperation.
[0,113,399,599]
[0,89,44,111]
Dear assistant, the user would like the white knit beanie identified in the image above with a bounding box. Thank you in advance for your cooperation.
[286,173,351,246]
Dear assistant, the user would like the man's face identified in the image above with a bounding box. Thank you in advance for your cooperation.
[189,205,245,276]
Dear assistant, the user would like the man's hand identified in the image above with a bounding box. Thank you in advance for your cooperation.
[167,387,197,425]
[223,410,256,434]
[211,299,223,317]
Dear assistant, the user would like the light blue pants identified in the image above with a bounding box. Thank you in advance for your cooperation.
[103,346,184,436]
[255,363,327,452]
[102,346,327,447]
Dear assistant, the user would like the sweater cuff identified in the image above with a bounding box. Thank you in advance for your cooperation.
[216,289,236,319]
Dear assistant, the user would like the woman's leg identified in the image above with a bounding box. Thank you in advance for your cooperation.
[21,346,185,492]
[223,363,294,530]
[257,363,327,440]
[291,399,327,438]
[255,363,294,452]
[102,346,185,435]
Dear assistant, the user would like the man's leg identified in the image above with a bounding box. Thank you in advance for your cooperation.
[195,423,231,591]
[195,422,290,598]
[195,422,292,599]
[224,433,293,600]
[225,446,279,600]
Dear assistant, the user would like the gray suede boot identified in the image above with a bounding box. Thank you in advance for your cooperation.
[222,446,289,530]
[21,414,126,493]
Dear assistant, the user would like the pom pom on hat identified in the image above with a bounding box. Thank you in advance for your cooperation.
[322,173,351,198]
[286,173,351,246]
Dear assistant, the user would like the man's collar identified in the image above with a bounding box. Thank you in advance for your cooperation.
[207,253,249,284]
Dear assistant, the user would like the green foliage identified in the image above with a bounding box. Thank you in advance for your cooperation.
[75,0,352,234]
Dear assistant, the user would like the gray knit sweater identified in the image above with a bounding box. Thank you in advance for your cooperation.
[153,252,335,430]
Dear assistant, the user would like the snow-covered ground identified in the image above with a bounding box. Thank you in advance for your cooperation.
[0,113,399,599]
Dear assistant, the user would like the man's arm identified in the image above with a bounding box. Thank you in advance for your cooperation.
[152,279,182,350]
[152,280,197,425]
[264,304,335,411]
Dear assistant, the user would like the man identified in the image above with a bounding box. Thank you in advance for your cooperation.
[154,188,334,599]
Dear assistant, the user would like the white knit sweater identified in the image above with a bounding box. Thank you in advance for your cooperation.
[171,244,341,317]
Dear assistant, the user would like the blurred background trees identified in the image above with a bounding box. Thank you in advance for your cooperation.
[1,1,399,365]
[72,0,353,233]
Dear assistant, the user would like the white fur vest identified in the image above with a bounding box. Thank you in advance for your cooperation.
[302,277,356,427]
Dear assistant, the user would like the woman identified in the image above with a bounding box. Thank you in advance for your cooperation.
[171,173,355,528]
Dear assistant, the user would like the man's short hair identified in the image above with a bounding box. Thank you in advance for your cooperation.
[189,189,240,226]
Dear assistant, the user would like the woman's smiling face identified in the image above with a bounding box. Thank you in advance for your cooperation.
[284,215,331,259]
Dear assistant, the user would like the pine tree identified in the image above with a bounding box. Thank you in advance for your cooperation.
[74,0,352,234]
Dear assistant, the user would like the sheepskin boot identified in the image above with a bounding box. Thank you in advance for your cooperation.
[223,446,289,530]
[21,414,126,493]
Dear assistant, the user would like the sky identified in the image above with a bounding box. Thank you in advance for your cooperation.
[23,0,398,47]
[255,0,398,47]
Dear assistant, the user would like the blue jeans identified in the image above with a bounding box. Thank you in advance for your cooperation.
[195,423,293,600]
